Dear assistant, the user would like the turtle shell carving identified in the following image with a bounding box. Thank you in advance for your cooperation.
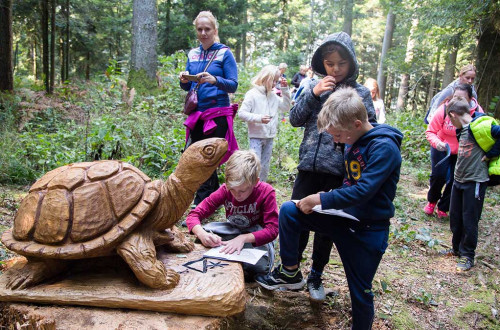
[8,160,159,258]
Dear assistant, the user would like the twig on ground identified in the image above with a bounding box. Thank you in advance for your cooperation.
[479,260,498,271]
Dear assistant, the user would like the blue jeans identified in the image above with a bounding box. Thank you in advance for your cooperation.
[279,201,389,330]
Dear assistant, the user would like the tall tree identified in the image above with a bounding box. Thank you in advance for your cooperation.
[0,0,13,91]
[128,0,158,92]
[41,0,49,93]
[426,47,441,109]
[442,34,460,87]
[377,8,395,102]
[476,9,500,118]
[278,0,290,51]
[396,17,418,111]
[342,0,354,36]
[49,0,55,93]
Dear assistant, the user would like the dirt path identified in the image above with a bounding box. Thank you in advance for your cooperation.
[1,170,499,329]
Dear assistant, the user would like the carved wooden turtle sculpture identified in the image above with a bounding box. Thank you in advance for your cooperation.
[1,138,228,290]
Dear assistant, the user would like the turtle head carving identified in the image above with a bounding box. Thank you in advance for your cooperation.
[174,138,228,193]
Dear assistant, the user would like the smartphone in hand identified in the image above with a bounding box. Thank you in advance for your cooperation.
[182,74,200,82]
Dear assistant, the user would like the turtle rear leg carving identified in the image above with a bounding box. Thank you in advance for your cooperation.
[117,230,179,289]
[6,258,69,290]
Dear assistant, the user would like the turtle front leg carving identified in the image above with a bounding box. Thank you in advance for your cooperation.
[158,226,195,253]
[6,258,69,290]
[117,231,180,289]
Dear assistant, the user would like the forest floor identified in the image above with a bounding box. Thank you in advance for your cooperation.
[1,166,499,329]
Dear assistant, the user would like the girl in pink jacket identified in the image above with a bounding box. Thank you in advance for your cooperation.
[424,84,483,218]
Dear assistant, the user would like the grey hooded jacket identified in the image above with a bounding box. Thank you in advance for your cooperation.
[289,32,376,176]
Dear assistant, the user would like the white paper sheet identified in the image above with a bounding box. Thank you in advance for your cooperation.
[291,200,359,221]
[203,246,267,265]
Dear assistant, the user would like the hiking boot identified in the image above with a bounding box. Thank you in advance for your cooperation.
[423,202,436,215]
[437,210,448,219]
[456,257,474,271]
[256,264,305,291]
[307,276,326,302]
[439,248,459,257]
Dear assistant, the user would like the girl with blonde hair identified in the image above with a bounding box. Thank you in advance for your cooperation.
[238,65,291,182]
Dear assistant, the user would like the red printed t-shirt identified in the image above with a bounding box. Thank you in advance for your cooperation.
[186,181,279,247]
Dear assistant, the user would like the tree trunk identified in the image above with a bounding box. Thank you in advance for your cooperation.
[65,0,69,81]
[426,47,441,109]
[49,0,55,93]
[342,0,354,36]
[41,0,49,93]
[129,0,158,93]
[377,8,395,102]
[0,0,13,91]
[476,18,500,118]
[278,0,289,51]
[164,0,171,55]
[442,34,460,87]
[396,18,418,111]
[307,0,315,61]
[86,51,90,81]
[241,1,248,67]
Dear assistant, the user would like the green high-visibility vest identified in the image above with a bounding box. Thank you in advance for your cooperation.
[470,116,500,175]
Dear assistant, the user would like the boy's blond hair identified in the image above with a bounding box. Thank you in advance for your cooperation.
[225,150,261,189]
[447,96,470,116]
[317,86,368,132]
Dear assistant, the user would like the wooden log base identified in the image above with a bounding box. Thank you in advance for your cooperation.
[0,244,246,318]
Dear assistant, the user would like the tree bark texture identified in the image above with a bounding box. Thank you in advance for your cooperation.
[0,0,13,91]
[130,0,158,80]
[342,0,354,36]
[476,17,500,118]
[377,9,395,102]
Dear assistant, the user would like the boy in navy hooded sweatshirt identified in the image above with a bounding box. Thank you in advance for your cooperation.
[257,87,403,330]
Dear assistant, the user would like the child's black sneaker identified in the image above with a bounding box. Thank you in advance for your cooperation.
[439,248,459,257]
[307,276,326,302]
[456,257,474,271]
[255,264,305,290]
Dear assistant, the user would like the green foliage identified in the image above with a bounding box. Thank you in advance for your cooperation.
[127,69,159,95]
[268,122,302,184]
[388,112,430,167]
[412,288,437,307]
[390,223,441,249]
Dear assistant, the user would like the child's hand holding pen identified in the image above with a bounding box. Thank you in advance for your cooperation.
[199,229,222,247]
